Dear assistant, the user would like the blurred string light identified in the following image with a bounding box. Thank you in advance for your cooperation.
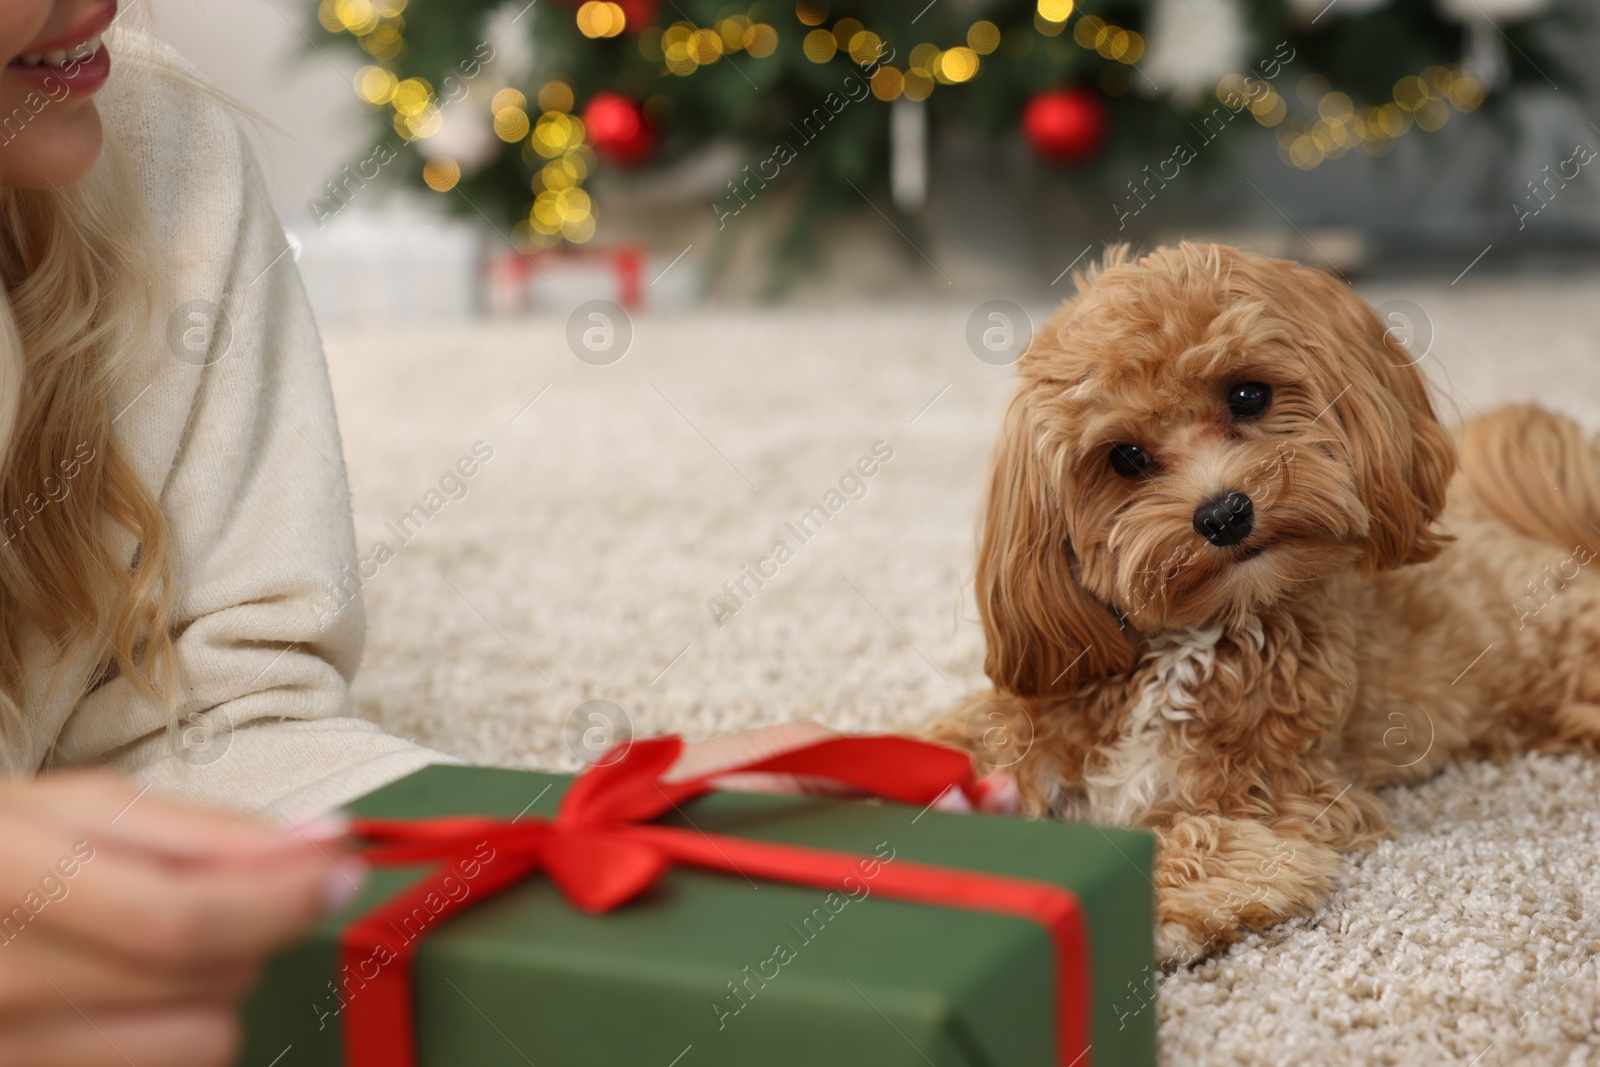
[576,1,627,38]
[389,76,441,140]
[1216,72,1288,127]
[317,0,407,61]
[835,1,1140,104]
[639,17,772,75]
[1268,64,1484,170]
[1036,0,1073,33]
[525,85,599,245]
[1070,14,1144,64]
[422,158,460,191]
[354,65,398,105]
[492,88,531,141]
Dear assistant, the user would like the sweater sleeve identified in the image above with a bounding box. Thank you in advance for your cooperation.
[46,58,457,823]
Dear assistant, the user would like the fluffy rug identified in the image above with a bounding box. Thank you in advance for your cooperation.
[326,271,1600,1066]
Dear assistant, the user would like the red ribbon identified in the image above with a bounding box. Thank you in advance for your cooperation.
[341,735,1091,1066]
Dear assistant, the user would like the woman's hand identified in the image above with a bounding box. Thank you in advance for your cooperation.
[668,721,1021,813]
[0,771,362,1067]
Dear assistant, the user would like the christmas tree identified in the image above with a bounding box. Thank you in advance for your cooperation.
[311,0,1576,260]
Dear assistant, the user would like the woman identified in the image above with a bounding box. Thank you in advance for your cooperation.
[0,1,461,1061]
[0,4,932,1063]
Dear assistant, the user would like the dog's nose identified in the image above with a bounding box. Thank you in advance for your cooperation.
[1193,491,1254,547]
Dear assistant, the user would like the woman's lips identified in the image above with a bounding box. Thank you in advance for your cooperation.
[3,2,118,96]
[17,1,118,56]
[4,46,111,95]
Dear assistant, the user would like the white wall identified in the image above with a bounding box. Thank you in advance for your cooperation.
[145,0,368,231]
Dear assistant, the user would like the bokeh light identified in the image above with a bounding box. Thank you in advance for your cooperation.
[803,28,837,62]
[576,1,627,38]
[422,158,460,191]
[967,21,1000,55]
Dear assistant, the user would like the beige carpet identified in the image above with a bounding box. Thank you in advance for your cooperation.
[325,272,1600,1066]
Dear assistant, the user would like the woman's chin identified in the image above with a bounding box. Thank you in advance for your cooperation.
[0,101,103,188]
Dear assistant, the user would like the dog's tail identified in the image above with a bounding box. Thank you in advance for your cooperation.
[1456,404,1600,554]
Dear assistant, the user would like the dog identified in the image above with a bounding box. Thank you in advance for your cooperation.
[927,242,1600,966]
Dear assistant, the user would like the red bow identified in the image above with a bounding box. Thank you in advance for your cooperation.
[342,735,1090,1066]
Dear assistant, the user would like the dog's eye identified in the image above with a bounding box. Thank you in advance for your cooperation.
[1108,443,1152,479]
[1226,382,1272,419]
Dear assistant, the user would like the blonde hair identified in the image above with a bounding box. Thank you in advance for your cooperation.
[0,17,181,757]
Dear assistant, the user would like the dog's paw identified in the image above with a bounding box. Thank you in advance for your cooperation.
[1149,812,1346,968]
[1154,920,1224,970]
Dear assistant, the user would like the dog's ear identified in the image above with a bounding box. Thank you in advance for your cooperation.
[976,392,1137,697]
[1287,265,1456,571]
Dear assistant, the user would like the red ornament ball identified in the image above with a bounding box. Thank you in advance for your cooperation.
[614,0,658,32]
[582,93,657,167]
[1022,88,1108,164]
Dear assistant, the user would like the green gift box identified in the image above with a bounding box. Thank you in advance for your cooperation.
[239,762,1157,1066]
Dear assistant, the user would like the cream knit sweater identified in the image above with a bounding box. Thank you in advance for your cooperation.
[25,47,451,822]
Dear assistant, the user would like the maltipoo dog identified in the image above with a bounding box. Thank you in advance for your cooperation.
[929,242,1600,964]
